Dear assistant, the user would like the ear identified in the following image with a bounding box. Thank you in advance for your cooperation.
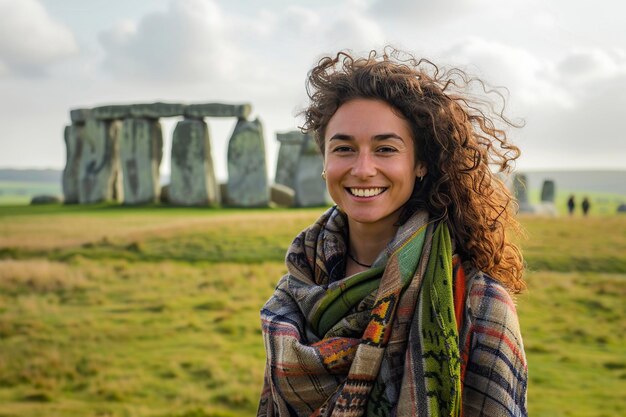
[414,161,427,178]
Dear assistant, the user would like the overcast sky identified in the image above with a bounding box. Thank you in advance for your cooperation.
[1,0,624,180]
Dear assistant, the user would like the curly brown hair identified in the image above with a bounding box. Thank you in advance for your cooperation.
[301,49,525,293]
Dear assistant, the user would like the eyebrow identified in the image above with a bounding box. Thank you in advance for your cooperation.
[329,133,405,142]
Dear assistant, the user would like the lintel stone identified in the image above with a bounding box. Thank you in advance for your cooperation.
[184,103,252,119]
[93,105,132,120]
[70,108,92,124]
[130,102,186,119]
[277,131,308,144]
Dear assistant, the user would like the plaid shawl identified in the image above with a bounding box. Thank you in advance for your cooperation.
[258,207,463,417]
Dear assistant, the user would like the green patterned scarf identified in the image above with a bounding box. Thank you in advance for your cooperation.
[258,206,461,417]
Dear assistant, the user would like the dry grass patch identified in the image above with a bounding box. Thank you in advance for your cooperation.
[0,207,321,251]
[0,259,86,294]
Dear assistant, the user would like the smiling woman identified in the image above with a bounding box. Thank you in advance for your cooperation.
[323,99,424,269]
[258,49,527,417]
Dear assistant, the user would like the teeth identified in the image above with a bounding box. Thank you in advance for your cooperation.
[349,188,385,197]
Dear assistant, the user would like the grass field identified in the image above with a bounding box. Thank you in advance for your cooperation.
[0,204,625,416]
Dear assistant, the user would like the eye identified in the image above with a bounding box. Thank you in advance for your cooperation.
[376,146,397,153]
[332,145,354,153]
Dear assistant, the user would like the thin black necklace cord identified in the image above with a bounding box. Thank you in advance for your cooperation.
[347,252,372,268]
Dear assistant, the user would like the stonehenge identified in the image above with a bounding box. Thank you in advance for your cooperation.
[62,101,569,215]
[62,102,567,215]
[63,101,328,207]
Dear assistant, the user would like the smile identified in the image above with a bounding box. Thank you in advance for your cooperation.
[347,187,387,198]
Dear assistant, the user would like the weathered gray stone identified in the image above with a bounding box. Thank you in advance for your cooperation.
[540,179,556,202]
[92,105,132,120]
[160,184,170,204]
[536,179,557,216]
[226,118,269,207]
[70,108,92,124]
[31,195,62,205]
[513,173,534,213]
[270,183,295,207]
[120,118,163,204]
[169,119,220,206]
[275,130,307,189]
[130,102,186,119]
[276,130,310,144]
[184,103,252,119]
[219,182,228,202]
[62,124,84,204]
[78,119,123,203]
[294,138,327,207]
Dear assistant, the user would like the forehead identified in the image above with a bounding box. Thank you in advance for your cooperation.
[325,98,412,138]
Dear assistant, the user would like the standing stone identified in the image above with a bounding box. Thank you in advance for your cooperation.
[78,118,123,203]
[226,118,269,207]
[540,180,556,202]
[275,131,306,190]
[513,173,534,213]
[294,137,327,207]
[538,179,557,216]
[62,124,84,204]
[169,119,220,206]
[120,118,163,204]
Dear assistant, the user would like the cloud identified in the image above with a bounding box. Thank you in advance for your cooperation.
[99,0,240,82]
[368,0,489,22]
[323,12,385,52]
[0,0,78,77]
[441,38,573,108]
[555,49,626,83]
[425,38,626,169]
[518,70,626,169]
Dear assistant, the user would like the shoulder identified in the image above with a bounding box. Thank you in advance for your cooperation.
[461,270,528,417]
[464,270,525,362]
[466,271,519,327]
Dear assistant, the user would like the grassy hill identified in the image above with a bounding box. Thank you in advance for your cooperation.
[0,205,625,416]
[0,169,62,183]
[0,168,63,205]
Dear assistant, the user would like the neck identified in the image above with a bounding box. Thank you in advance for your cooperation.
[347,215,399,268]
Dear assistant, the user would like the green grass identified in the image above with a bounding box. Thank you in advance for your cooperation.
[0,205,625,416]
[517,271,625,417]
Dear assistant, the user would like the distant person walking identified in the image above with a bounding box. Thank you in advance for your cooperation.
[567,194,576,216]
[582,196,591,216]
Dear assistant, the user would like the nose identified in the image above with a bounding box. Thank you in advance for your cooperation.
[350,151,377,179]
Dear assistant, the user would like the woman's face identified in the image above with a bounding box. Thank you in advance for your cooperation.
[324,98,426,229]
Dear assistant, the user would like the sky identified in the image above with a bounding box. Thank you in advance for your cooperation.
[1,0,624,181]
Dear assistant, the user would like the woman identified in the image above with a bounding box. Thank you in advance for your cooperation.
[258,49,527,417]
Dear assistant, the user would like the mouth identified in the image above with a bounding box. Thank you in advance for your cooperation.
[346,187,387,198]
